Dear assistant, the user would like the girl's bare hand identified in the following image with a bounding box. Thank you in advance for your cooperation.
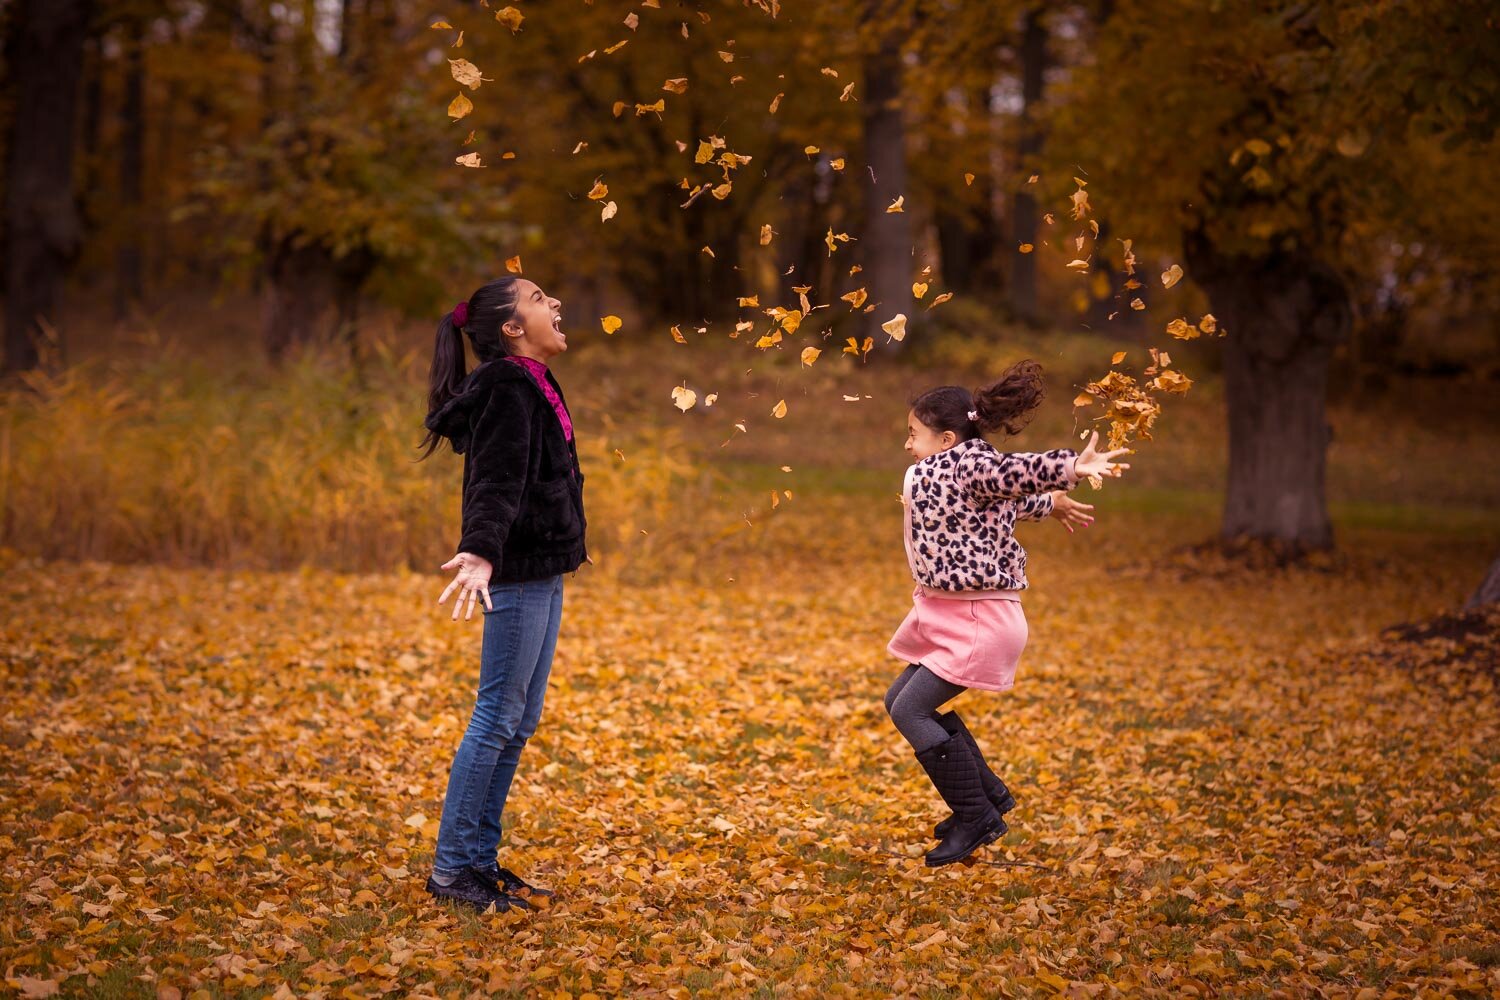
[1074,431,1131,480]
[438,552,494,622]
[1049,491,1096,533]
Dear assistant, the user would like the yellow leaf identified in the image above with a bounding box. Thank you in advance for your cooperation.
[624,12,640,31]
[771,399,787,419]
[586,179,609,200]
[1066,259,1091,271]
[1198,313,1218,334]
[800,347,820,366]
[841,288,867,310]
[881,313,908,342]
[494,6,524,32]
[1130,298,1145,310]
[1161,264,1184,289]
[663,78,688,94]
[1019,243,1034,253]
[1111,351,1127,364]
[601,201,618,222]
[804,145,821,155]
[454,152,484,168]
[1165,317,1198,340]
[505,256,522,274]
[886,196,905,213]
[964,172,975,186]
[670,325,686,344]
[604,39,629,54]
[1073,391,1094,407]
[635,99,665,117]
[447,93,474,121]
[738,296,760,308]
[449,59,487,90]
[829,158,845,171]
[912,282,928,299]
[711,182,733,200]
[430,20,453,29]
[927,292,954,310]
[759,224,773,246]
[839,82,856,102]
[601,315,623,335]
[769,92,783,113]
[671,386,697,412]
[704,393,718,406]
[403,812,427,829]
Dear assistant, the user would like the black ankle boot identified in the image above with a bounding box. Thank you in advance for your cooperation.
[933,712,1016,839]
[915,735,1007,867]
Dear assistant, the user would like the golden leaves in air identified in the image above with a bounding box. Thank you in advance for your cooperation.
[671,385,697,411]
[505,255,522,274]
[841,288,867,311]
[449,59,489,90]
[663,78,689,94]
[886,196,905,214]
[447,93,474,120]
[881,314,908,342]
[912,282,928,299]
[601,315,622,335]
[494,6,524,32]
[771,399,787,419]
[927,292,953,310]
[587,178,609,201]
[800,346,821,366]
[454,152,484,168]
[1161,264,1184,289]
[601,201,618,222]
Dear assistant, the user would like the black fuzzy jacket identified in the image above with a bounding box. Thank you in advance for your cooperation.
[425,360,588,582]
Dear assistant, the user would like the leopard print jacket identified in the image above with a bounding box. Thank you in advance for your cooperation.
[903,438,1079,592]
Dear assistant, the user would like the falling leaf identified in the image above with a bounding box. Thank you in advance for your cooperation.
[886,196,905,213]
[430,20,453,29]
[800,347,821,366]
[671,385,697,412]
[605,39,629,54]
[1161,264,1184,289]
[1111,351,1127,365]
[739,296,760,308]
[1198,313,1218,334]
[825,229,854,255]
[912,282,928,299]
[494,6,524,32]
[1027,174,1039,183]
[839,82,856,102]
[1130,298,1145,311]
[759,224,774,246]
[881,314,908,342]
[601,315,623,335]
[927,292,954,310]
[587,179,609,201]
[663,78,688,94]
[624,12,640,31]
[447,93,474,120]
[830,158,845,171]
[704,393,718,406]
[769,92,783,113]
[599,200,619,222]
[964,172,976,186]
[1165,317,1198,340]
[701,246,714,257]
[821,67,840,78]
[449,59,488,90]
[504,256,522,274]
[1066,259,1091,271]
[670,325,686,344]
[771,399,787,418]
[1071,186,1091,220]
[1151,370,1193,393]
[718,50,735,62]
[841,288,868,310]
[454,152,484,168]
[635,99,666,117]
[1019,243,1034,254]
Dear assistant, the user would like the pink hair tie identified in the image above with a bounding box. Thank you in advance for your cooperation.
[452,301,469,327]
[966,409,979,421]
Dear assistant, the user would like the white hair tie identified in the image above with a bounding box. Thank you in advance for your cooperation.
[966,409,979,422]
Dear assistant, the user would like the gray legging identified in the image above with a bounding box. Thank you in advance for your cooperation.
[884,663,967,753]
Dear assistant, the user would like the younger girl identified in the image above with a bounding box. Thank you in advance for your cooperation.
[884,360,1128,866]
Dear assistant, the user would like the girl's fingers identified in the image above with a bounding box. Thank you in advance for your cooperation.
[440,555,461,572]
[463,589,478,621]
[482,587,494,612]
[438,578,459,605]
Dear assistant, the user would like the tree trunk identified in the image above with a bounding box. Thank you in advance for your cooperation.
[115,14,145,319]
[1466,555,1500,611]
[1008,6,1046,324]
[1186,233,1351,552]
[861,1,912,348]
[262,240,340,360]
[2,0,93,374]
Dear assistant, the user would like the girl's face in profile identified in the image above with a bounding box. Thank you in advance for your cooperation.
[905,410,957,462]
[503,279,567,360]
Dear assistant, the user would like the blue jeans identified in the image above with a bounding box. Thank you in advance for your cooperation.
[432,575,563,877]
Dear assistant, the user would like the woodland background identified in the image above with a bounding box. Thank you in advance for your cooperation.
[1,0,1498,997]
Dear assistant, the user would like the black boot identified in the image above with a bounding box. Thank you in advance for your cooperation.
[915,735,1007,867]
[933,712,1016,839]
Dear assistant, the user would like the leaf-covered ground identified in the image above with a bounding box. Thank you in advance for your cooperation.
[3,496,1498,998]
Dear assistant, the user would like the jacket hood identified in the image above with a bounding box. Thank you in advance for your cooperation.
[424,360,530,455]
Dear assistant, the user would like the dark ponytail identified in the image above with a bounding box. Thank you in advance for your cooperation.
[911,359,1047,442]
[417,276,522,459]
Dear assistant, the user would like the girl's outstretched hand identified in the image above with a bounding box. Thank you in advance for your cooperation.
[438,552,494,622]
[1074,431,1131,481]
[1049,491,1096,532]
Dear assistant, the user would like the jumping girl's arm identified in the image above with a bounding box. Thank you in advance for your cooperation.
[957,447,1079,508]
[1015,492,1057,521]
[439,385,533,620]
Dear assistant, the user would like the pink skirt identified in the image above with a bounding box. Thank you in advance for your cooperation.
[887,588,1029,692]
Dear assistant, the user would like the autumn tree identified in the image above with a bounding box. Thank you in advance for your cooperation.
[1051,0,1500,552]
[2,0,94,374]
